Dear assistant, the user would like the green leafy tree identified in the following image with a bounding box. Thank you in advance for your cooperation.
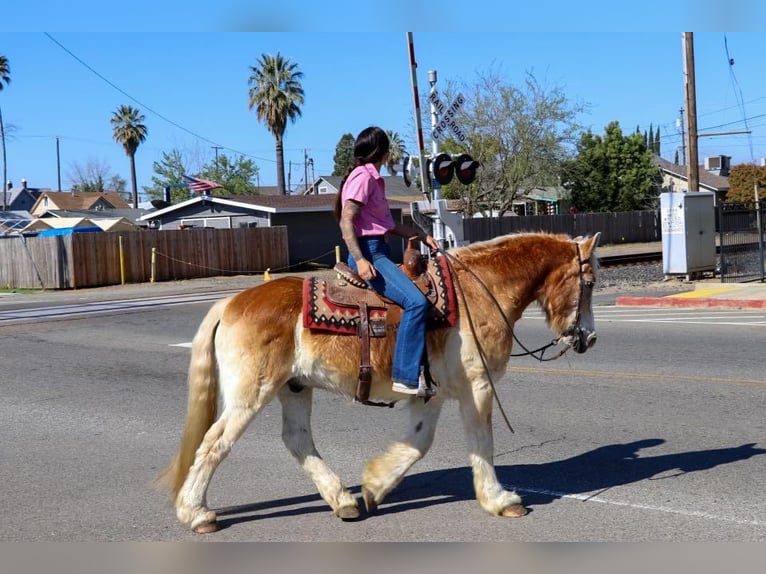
[332,133,355,176]
[0,55,9,211]
[561,121,662,212]
[143,149,190,203]
[726,163,766,206]
[197,153,260,195]
[248,53,304,195]
[443,70,583,216]
[111,104,147,208]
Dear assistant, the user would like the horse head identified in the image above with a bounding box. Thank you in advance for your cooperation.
[542,232,600,354]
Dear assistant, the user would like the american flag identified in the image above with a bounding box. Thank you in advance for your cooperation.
[183,175,223,194]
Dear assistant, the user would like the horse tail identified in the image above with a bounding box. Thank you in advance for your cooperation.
[154,296,229,502]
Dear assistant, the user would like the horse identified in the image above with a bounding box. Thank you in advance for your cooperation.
[156,231,601,533]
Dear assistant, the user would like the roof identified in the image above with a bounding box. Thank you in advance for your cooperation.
[31,191,131,213]
[655,156,729,192]
[44,208,149,225]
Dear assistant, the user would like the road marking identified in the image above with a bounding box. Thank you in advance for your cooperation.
[503,483,764,527]
[507,365,766,387]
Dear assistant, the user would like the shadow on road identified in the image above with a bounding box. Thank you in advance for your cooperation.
[213,439,765,527]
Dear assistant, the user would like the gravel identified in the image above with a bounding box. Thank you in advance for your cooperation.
[595,262,692,295]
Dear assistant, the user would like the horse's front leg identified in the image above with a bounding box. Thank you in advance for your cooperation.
[278,384,360,520]
[361,398,444,513]
[458,380,528,517]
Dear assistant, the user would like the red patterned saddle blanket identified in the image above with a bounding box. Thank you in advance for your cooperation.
[302,255,457,336]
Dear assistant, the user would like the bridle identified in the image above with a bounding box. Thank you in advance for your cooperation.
[438,241,594,433]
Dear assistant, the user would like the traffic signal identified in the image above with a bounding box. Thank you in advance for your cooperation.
[402,155,416,188]
[430,152,455,185]
[454,154,480,185]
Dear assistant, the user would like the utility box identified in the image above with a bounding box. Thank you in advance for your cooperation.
[661,192,716,277]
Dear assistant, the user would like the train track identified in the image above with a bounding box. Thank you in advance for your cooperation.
[600,251,662,267]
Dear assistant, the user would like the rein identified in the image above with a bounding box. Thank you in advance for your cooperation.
[438,242,590,434]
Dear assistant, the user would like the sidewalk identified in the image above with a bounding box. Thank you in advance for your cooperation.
[616,282,766,309]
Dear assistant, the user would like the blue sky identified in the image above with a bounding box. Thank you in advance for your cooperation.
[2,28,765,196]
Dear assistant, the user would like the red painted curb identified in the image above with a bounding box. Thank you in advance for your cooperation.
[615,296,766,309]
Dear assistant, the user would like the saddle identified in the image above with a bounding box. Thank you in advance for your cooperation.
[302,244,457,405]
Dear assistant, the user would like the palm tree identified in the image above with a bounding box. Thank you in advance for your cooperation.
[0,55,10,211]
[111,104,147,208]
[385,130,406,175]
[248,53,304,195]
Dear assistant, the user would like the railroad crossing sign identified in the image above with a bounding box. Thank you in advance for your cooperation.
[429,92,467,142]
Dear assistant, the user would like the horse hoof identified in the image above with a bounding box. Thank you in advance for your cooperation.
[192,520,220,534]
[501,504,529,518]
[337,505,360,521]
[362,487,377,514]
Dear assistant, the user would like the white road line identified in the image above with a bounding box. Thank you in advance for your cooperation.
[505,484,764,527]
[170,342,192,348]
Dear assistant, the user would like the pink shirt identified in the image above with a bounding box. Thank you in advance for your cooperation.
[341,163,395,237]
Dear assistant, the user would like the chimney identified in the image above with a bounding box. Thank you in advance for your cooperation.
[6,180,12,191]
[21,178,27,190]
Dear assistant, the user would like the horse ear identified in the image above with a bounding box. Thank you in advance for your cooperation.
[578,232,601,259]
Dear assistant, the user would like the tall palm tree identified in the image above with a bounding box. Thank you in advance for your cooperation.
[248,53,304,195]
[0,55,10,211]
[110,104,147,208]
[385,130,406,175]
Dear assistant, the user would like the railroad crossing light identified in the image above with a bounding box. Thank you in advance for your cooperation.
[402,155,417,188]
[431,152,455,185]
[454,154,480,185]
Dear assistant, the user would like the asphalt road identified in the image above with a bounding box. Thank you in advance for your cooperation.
[1,289,765,541]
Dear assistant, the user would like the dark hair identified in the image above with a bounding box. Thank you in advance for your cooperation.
[334,126,390,221]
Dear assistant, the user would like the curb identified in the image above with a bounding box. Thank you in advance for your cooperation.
[615,296,766,309]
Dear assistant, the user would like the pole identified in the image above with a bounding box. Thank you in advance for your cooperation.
[56,136,62,192]
[678,107,686,166]
[406,32,430,202]
[756,182,764,282]
[682,32,699,192]
[119,235,125,285]
[211,146,222,176]
[151,247,156,283]
[304,149,308,193]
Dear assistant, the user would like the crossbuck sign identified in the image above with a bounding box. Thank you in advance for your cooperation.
[429,92,467,142]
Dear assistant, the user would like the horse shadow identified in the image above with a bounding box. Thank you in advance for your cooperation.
[214,439,765,527]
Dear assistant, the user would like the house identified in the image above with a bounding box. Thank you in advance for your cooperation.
[30,190,131,217]
[23,216,137,233]
[138,193,407,268]
[2,179,44,212]
[40,208,148,228]
[655,155,730,204]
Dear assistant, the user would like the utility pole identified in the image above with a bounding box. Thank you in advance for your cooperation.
[56,136,62,191]
[682,32,699,192]
[211,146,223,175]
[677,107,686,166]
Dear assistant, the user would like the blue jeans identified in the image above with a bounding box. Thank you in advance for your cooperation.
[349,237,428,387]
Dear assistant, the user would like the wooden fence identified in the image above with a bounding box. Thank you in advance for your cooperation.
[0,227,289,290]
[463,210,661,245]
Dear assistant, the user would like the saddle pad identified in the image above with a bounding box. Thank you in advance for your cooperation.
[302,255,458,336]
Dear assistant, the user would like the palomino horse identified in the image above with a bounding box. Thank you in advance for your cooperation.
[156,231,600,533]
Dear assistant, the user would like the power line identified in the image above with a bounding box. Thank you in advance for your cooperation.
[43,33,276,165]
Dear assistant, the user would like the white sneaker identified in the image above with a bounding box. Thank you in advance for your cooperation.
[391,379,436,398]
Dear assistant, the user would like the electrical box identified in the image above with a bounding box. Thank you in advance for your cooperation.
[661,192,716,276]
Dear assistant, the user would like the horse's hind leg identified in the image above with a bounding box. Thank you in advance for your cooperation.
[361,398,444,513]
[176,404,257,532]
[278,383,360,520]
[458,383,527,517]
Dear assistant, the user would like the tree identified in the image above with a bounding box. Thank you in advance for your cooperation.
[385,130,406,175]
[143,149,190,203]
[248,53,304,195]
[654,125,661,155]
[111,104,147,208]
[726,163,766,206]
[332,133,355,176]
[561,121,662,212]
[0,55,9,211]
[68,158,126,196]
[443,71,584,216]
[197,153,260,195]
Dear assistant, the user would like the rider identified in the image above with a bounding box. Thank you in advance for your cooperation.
[334,126,440,397]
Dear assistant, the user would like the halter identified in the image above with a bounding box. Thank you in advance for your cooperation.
[439,240,594,433]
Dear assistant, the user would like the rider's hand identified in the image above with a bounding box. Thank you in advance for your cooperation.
[356,258,376,281]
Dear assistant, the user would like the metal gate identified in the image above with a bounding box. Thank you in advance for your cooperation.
[717,203,765,283]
